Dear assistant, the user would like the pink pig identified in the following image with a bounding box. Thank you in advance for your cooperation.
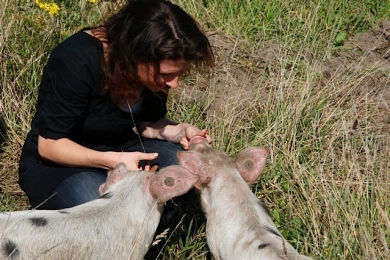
[178,136,313,260]
[0,163,198,260]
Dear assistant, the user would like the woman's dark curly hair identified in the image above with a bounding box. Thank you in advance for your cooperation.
[96,0,214,100]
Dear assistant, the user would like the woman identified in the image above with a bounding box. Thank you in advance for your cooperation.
[18,0,214,212]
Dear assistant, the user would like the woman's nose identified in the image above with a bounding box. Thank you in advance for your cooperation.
[166,76,179,89]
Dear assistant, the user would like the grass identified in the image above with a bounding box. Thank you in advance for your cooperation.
[1,0,390,259]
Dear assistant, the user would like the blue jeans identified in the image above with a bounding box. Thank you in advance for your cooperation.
[43,139,185,209]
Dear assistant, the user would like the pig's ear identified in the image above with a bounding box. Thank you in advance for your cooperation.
[99,162,128,195]
[235,148,270,185]
[148,165,199,203]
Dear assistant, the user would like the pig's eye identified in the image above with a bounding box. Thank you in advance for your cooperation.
[164,177,175,187]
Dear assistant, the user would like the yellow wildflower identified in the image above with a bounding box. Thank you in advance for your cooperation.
[35,0,60,16]
[87,0,98,3]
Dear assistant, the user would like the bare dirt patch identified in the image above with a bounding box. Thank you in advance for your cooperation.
[323,21,390,132]
[177,21,390,134]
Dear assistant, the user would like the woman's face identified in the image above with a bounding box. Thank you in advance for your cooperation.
[137,59,190,94]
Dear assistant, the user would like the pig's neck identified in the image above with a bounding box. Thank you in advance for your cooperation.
[49,177,161,257]
[202,170,280,258]
[69,177,162,238]
[0,174,162,259]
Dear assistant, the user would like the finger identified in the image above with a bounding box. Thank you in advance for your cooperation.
[187,130,206,141]
[180,140,190,150]
[197,129,207,138]
[189,132,208,141]
[150,165,159,172]
[143,163,151,171]
[137,152,158,161]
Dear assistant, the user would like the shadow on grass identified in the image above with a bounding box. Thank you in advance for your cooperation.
[0,116,6,153]
[145,190,211,260]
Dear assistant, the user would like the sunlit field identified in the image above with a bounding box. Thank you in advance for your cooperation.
[1,0,389,259]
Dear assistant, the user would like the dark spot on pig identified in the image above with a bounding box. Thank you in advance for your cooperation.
[164,177,175,187]
[264,226,282,238]
[258,243,270,250]
[58,210,70,214]
[243,159,254,171]
[29,217,48,227]
[258,200,272,218]
[3,240,19,258]
[100,192,113,199]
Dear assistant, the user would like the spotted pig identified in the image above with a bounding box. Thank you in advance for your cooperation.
[0,163,199,260]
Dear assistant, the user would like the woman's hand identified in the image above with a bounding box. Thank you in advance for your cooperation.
[37,135,158,171]
[114,151,158,171]
[139,117,211,150]
[179,125,211,150]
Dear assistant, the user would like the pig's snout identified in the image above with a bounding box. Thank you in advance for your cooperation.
[189,136,210,150]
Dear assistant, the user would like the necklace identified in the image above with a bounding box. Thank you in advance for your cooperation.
[127,100,146,154]
[127,101,158,171]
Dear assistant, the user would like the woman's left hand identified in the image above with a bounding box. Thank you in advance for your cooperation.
[139,118,211,149]
[179,125,211,150]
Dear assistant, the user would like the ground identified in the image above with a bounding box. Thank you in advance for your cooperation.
[175,20,390,132]
[1,21,390,209]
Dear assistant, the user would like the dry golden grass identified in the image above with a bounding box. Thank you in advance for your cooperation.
[1,0,389,259]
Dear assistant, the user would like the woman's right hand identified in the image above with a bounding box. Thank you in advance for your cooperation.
[38,136,158,171]
[114,151,158,171]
